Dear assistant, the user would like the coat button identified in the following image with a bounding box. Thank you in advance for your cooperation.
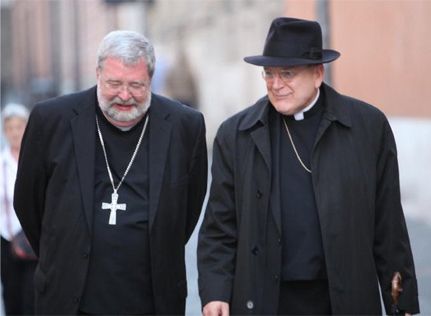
[273,274,279,281]
[246,300,254,310]
[82,252,89,259]
[251,246,259,255]
[73,296,80,304]
[256,190,262,199]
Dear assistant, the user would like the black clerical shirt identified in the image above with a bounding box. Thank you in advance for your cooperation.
[273,95,328,281]
[80,107,154,314]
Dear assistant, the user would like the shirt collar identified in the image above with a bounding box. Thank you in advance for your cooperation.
[293,88,320,121]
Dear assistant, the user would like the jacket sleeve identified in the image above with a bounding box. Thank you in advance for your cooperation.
[185,113,208,242]
[197,122,237,307]
[373,118,420,314]
[13,105,48,256]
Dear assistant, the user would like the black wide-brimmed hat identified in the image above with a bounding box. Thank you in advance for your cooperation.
[244,17,340,67]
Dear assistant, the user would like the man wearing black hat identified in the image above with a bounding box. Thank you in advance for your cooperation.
[197,17,419,315]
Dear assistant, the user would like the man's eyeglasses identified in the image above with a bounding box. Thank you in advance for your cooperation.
[101,79,149,97]
[262,66,307,84]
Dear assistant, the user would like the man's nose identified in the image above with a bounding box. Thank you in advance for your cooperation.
[272,74,285,89]
[118,86,132,101]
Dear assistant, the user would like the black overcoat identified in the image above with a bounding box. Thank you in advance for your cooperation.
[14,86,208,315]
[198,84,419,315]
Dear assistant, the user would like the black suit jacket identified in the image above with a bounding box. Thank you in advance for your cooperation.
[14,86,208,315]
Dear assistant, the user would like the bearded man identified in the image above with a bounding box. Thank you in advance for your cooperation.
[14,30,208,315]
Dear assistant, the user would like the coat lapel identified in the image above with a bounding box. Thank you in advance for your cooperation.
[148,96,172,230]
[250,127,271,172]
[312,84,352,235]
[70,89,97,232]
[251,121,282,234]
[313,84,352,154]
[240,98,281,233]
[239,97,272,170]
[268,111,282,234]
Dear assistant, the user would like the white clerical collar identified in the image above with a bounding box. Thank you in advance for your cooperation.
[293,88,320,121]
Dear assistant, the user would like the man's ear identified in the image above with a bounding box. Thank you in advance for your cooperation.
[314,64,324,88]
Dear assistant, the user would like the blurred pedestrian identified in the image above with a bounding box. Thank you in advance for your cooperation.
[14,30,207,315]
[198,17,419,315]
[165,49,199,109]
[1,103,36,315]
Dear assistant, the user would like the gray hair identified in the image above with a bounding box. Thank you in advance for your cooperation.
[2,103,29,123]
[96,30,156,78]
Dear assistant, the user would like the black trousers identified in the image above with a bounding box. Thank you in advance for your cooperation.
[1,237,37,315]
[278,280,332,315]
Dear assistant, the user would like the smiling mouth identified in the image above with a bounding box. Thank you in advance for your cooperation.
[273,93,291,98]
[113,104,134,111]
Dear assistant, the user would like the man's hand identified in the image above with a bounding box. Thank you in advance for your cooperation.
[203,301,229,316]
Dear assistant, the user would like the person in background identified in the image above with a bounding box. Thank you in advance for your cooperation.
[165,49,199,109]
[198,17,419,315]
[1,103,36,315]
[14,30,207,315]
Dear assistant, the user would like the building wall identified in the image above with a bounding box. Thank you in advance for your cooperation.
[284,0,431,118]
[4,0,430,116]
[146,0,283,140]
[284,0,315,20]
[331,0,431,118]
[3,0,149,106]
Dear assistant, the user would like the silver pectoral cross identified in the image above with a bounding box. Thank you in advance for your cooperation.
[101,192,127,225]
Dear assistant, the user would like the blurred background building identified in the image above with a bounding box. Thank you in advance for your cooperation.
[1,0,430,315]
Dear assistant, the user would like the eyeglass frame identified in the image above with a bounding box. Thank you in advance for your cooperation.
[99,76,150,97]
[261,65,314,85]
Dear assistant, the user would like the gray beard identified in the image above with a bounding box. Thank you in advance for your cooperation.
[97,87,151,129]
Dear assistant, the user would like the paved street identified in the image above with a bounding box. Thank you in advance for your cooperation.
[407,218,431,314]
[185,213,205,316]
